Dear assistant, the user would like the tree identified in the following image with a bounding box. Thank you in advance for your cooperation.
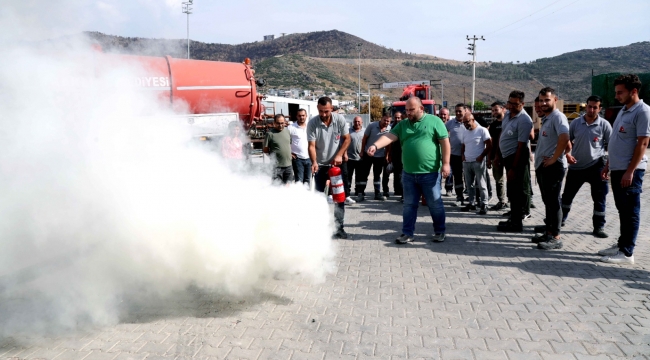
[360,95,384,120]
[472,100,487,111]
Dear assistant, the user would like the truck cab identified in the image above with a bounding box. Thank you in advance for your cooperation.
[390,84,436,117]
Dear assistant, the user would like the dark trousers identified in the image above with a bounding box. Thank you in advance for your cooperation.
[357,157,389,194]
[347,159,363,196]
[561,159,608,229]
[272,166,294,184]
[536,162,566,236]
[450,154,464,200]
[492,161,506,203]
[611,169,644,256]
[340,161,350,197]
[292,157,312,185]
[315,165,345,231]
[503,149,530,226]
[393,161,403,196]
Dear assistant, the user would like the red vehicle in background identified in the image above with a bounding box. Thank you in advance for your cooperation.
[390,84,437,116]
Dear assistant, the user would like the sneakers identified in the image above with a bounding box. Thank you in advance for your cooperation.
[478,206,487,215]
[356,193,365,202]
[490,202,507,211]
[431,233,446,242]
[598,243,619,256]
[345,196,356,205]
[456,199,465,207]
[327,195,334,204]
[395,234,414,244]
[461,204,477,212]
[445,190,452,197]
[522,213,532,221]
[383,193,390,199]
[593,228,609,238]
[537,238,563,250]
[333,229,348,239]
[600,251,634,265]
[374,193,386,201]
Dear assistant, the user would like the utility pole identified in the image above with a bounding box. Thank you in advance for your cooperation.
[466,35,485,112]
[182,0,193,59]
[357,43,362,112]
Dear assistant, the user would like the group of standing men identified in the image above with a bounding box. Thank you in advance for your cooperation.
[263,74,649,265]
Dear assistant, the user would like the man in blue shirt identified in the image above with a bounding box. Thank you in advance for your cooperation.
[598,74,650,265]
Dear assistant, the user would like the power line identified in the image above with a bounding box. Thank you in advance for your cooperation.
[503,0,582,34]
[487,0,563,35]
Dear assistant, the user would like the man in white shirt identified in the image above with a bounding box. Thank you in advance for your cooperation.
[289,109,311,185]
[460,113,492,214]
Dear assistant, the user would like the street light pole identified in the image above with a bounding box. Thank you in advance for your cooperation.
[357,43,362,112]
[182,0,193,59]
[466,35,485,112]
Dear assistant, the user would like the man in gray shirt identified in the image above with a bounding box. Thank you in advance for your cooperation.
[308,97,351,239]
[446,104,468,204]
[533,87,570,250]
[497,91,533,232]
[346,116,365,201]
[559,95,612,239]
[598,74,650,265]
[358,114,391,201]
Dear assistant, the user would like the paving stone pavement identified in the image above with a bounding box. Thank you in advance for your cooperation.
[2,163,650,359]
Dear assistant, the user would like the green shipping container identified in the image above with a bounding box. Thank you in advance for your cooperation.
[592,73,650,108]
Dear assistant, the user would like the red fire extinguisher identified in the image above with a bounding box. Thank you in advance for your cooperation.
[328,166,346,203]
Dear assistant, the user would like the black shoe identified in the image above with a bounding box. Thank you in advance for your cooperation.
[530,202,536,209]
[478,206,487,215]
[490,202,506,211]
[374,193,386,201]
[534,225,547,233]
[537,238,563,250]
[498,220,511,226]
[333,229,348,239]
[502,211,511,217]
[562,221,565,227]
[395,234,414,244]
[383,193,390,199]
[522,213,532,221]
[461,204,477,212]
[593,228,609,238]
[497,223,523,232]
[400,197,404,203]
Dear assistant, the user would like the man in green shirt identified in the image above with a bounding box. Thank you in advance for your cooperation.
[367,97,451,244]
[264,114,294,184]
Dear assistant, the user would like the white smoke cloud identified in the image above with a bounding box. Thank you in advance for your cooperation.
[0,36,336,337]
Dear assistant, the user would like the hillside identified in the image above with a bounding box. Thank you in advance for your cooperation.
[84,31,650,103]
[85,30,420,63]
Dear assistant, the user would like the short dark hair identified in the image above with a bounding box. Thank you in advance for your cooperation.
[534,96,540,102]
[613,74,642,92]
[297,108,307,114]
[491,101,505,108]
[455,103,468,109]
[508,90,525,102]
[539,87,556,96]
[274,114,285,123]
[317,97,332,106]
[586,95,602,104]
[394,111,403,117]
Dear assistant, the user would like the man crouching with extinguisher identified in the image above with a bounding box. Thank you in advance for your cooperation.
[308,97,351,239]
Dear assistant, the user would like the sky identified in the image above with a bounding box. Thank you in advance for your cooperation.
[4,0,650,62]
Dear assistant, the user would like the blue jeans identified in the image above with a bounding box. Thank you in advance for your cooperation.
[611,169,644,256]
[292,157,312,185]
[561,158,608,229]
[402,171,446,236]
